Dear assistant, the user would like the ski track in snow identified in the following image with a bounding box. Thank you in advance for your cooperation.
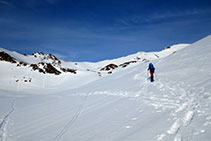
[54,94,88,141]
[0,100,15,141]
[0,75,209,140]
[75,73,209,141]
[149,77,209,141]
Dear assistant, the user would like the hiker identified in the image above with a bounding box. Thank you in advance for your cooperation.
[148,63,155,82]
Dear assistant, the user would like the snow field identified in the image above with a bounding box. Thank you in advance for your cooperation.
[0,35,211,140]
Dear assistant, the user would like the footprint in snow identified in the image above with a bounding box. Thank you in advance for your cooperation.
[125,125,131,129]
[131,117,137,121]
[182,111,194,126]
[193,129,206,135]
[167,119,181,135]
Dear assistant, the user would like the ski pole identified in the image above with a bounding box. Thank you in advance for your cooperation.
[154,71,157,81]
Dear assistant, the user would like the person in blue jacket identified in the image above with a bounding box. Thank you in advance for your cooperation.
[148,63,155,82]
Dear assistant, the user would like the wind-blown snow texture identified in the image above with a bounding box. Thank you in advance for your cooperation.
[0,35,211,141]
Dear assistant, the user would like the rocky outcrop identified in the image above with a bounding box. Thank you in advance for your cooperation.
[17,62,27,67]
[163,46,171,50]
[30,64,46,74]
[0,52,16,63]
[30,62,61,75]
[28,52,78,75]
[32,52,61,66]
[44,63,61,75]
[119,61,137,68]
[100,64,118,71]
[60,68,77,74]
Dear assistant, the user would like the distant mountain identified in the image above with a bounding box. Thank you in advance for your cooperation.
[0,43,190,93]
[0,43,189,75]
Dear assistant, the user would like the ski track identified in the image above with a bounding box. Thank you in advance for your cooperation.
[76,73,209,141]
[2,72,209,141]
[54,94,88,141]
[150,77,209,141]
[0,100,15,141]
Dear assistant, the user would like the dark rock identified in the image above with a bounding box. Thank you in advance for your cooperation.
[142,59,149,62]
[136,57,141,60]
[32,52,44,56]
[60,68,76,74]
[17,62,27,67]
[44,63,61,75]
[153,53,160,58]
[98,72,102,77]
[30,62,61,75]
[30,64,45,74]
[163,46,171,50]
[38,62,45,65]
[0,52,16,63]
[30,64,39,70]
[49,54,59,61]
[119,61,137,68]
[100,64,118,71]
[108,71,112,74]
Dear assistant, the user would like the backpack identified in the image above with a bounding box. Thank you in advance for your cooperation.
[149,63,155,71]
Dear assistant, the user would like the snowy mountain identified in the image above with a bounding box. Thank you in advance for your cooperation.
[0,35,211,141]
[0,43,189,93]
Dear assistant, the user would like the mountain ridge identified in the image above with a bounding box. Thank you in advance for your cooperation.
[0,43,190,75]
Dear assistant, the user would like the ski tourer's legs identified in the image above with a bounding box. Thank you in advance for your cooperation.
[150,72,154,82]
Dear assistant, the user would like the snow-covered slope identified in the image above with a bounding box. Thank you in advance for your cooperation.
[0,43,189,93]
[0,36,211,141]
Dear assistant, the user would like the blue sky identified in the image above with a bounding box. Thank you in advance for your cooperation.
[0,0,211,62]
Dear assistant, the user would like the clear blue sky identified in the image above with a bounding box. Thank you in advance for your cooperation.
[0,0,211,62]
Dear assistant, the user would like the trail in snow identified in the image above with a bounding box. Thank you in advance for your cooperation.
[54,94,88,141]
[0,100,15,141]
[149,77,209,141]
[74,71,209,141]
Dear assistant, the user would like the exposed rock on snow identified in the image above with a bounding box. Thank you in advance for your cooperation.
[0,51,16,63]
[30,62,61,75]
[17,62,27,67]
[119,61,137,68]
[100,64,118,71]
[60,67,77,74]
[44,63,61,75]
[30,63,46,74]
